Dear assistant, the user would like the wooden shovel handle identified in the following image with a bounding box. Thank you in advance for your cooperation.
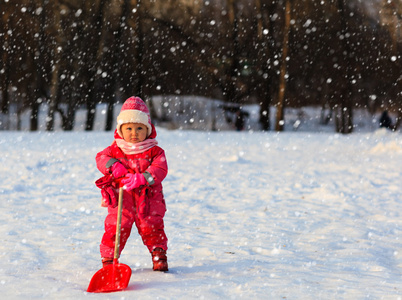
[114,187,124,261]
[113,170,134,261]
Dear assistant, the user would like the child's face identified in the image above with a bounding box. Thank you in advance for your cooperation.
[121,123,148,143]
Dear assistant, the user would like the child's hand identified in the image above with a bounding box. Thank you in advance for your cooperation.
[111,162,128,178]
[122,173,147,191]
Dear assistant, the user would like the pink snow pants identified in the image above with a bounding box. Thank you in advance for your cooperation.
[100,188,168,258]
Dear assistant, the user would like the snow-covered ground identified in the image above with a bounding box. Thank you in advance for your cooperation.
[1,123,402,299]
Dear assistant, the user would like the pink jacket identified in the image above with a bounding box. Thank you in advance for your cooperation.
[95,132,167,218]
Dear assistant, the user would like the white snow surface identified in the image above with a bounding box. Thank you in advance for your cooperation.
[1,128,402,299]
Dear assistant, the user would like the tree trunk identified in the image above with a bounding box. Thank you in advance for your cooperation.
[84,0,108,131]
[259,97,271,131]
[30,98,40,131]
[225,0,241,104]
[105,101,114,131]
[46,0,62,131]
[1,8,11,129]
[255,0,271,131]
[64,96,76,131]
[85,100,96,131]
[335,0,354,134]
[275,0,291,132]
[1,86,10,130]
[46,62,60,131]
[0,75,10,119]
[334,103,353,133]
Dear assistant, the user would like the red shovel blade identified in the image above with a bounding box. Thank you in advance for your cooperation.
[87,262,132,293]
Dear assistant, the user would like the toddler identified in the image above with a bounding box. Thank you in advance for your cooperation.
[95,96,168,271]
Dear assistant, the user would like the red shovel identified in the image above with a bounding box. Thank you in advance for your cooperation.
[87,185,132,293]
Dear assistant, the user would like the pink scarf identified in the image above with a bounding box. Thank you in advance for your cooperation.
[116,138,158,155]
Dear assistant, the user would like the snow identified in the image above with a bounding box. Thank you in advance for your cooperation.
[1,115,402,298]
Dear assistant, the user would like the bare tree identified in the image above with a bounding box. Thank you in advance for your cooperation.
[0,2,12,129]
[333,0,354,133]
[275,0,292,132]
[45,0,63,131]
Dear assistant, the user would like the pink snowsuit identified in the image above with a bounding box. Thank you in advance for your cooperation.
[95,130,168,258]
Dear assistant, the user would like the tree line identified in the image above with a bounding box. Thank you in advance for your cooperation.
[1,0,401,133]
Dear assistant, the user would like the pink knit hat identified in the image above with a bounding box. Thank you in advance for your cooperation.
[116,96,152,138]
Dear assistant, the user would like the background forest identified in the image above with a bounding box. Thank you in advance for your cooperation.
[1,0,401,133]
